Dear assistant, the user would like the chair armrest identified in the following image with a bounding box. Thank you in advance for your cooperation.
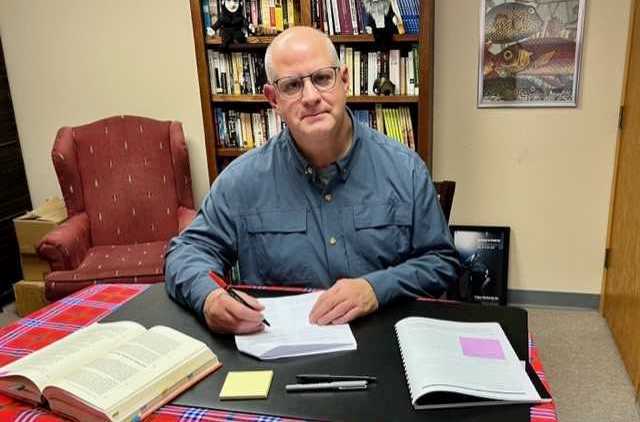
[177,206,197,233]
[37,213,92,271]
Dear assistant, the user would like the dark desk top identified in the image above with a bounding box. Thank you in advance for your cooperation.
[103,284,535,422]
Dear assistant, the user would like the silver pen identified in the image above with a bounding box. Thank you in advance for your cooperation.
[285,380,368,392]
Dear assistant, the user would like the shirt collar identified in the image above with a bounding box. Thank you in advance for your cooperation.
[285,107,360,182]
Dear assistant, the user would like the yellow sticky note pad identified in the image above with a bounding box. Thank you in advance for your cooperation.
[219,370,274,400]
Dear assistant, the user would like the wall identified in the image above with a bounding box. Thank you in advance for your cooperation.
[0,0,632,294]
[0,0,210,206]
[433,0,631,293]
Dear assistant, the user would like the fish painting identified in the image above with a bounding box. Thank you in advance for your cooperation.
[485,2,544,44]
[484,37,576,78]
[483,77,544,101]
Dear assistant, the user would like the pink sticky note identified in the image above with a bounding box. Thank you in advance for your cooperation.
[459,337,505,360]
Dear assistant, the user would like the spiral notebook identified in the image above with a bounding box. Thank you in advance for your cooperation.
[394,316,552,409]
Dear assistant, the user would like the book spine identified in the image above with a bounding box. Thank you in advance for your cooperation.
[346,47,353,96]
[331,0,341,34]
[250,0,259,29]
[367,52,375,95]
[389,49,399,95]
[390,0,405,34]
[400,55,406,96]
[202,1,212,34]
[339,0,353,35]
[269,0,276,31]
[282,0,289,28]
[347,0,358,35]
[360,51,367,95]
[354,50,361,96]
[275,0,284,31]
[287,0,296,26]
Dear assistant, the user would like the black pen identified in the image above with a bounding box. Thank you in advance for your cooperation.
[296,374,377,383]
[208,271,271,327]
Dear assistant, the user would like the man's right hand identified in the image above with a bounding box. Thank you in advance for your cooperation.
[203,289,265,334]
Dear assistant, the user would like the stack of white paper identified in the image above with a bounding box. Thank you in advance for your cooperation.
[235,292,357,360]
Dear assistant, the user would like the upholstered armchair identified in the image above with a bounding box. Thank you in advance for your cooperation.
[37,115,196,301]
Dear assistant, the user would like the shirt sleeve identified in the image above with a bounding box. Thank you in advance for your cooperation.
[363,158,461,306]
[164,175,238,319]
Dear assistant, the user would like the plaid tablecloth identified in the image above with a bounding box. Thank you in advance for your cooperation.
[0,284,558,421]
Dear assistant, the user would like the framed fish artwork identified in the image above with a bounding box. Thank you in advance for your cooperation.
[478,0,586,107]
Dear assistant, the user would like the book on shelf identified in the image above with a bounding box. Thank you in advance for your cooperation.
[360,105,413,149]
[309,0,419,35]
[395,316,551,410]
[0,321,220,422]
[213,46,419,98]
[215,108,283,148]
[216,105,413,151]
[208,51,268,96]
[202,0,297,37]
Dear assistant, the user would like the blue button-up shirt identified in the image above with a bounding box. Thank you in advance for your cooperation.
[165,110,460,318]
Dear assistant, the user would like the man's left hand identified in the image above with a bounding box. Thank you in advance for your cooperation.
[309,278,379,325]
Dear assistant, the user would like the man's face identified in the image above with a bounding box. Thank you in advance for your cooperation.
[265,36,349,151]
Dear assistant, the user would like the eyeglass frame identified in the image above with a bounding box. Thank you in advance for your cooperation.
[270,65,341,99]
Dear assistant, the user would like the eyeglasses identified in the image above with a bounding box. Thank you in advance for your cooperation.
[272,66,339,99]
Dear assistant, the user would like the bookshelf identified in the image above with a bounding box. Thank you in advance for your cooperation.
[189,0,434,182]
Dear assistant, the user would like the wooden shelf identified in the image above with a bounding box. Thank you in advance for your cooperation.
[212,95,267,103]
[330,34,419,43]
[206,34,419,48]
[212,95,419,103]
[206,36,275,48]
[217,148,251,157]
[348,95,419,103]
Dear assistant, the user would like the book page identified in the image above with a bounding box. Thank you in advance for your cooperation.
[48,325,217,419]
[0,321,145,392]
[395,317,541,403]
[235,292,357,359]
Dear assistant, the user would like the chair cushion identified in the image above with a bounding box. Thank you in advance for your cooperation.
[71,116,180,245]
[46,241,168,287]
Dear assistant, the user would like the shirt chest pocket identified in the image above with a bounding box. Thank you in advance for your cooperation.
[246,209,315,281]
[352,203,412,269]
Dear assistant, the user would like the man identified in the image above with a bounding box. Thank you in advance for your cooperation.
[165,26,459,334]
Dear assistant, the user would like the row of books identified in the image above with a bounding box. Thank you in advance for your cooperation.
[339,45,419,96]
[311,0,420,35]
[215,106,414,150]
[354,106,415,150]
[207,46,419,97]
[202,0,299,37]
[215,108,285,148]
[207,51,268,95]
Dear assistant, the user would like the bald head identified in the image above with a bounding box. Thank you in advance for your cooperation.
[264,27,340,82]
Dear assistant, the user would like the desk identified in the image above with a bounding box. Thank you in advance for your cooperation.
[0,284,557,421]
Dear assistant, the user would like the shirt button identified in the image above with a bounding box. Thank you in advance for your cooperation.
[329,236,337,245]
[324,193,333,202]
[305,166,313,175]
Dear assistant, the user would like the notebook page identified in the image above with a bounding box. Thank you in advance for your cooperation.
[235,292,357,359]
[395,317,541,403]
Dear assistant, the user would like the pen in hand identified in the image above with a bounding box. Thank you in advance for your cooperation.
[208,271,271,327]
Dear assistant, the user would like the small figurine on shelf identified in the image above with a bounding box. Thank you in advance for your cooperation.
[212,0,255,49]
[373,75,396,96]
[361,0,404,48]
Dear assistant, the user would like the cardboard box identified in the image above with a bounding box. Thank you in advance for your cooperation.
[20,254,51,281]
[13,280,49,317]
[13,197,67,254]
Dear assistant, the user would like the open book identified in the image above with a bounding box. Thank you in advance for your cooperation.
[395,316,551,409]
[0,321,220,422]
[235,292,357,359]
